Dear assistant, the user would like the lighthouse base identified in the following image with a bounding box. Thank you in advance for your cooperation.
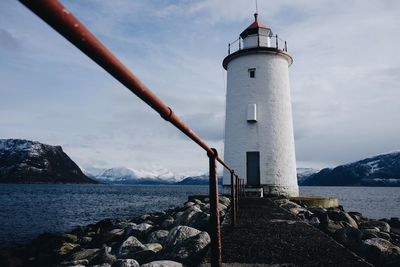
[262,184,299,197]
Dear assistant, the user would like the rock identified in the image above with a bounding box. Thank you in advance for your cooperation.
[327,210,358,228]
[348,211,366,224]
[389,217,400,229]
[127,249,157,264]
[281,201,307,215]
[324,220,345,235]
[162,231,210,265]
[361,228,379,240]
[309,217,320,227]
[184,201,195,207]
[193,199,203,205]
[376,231,392,240]
[174,206,203,226]
[186,211,209,231]
[359,238,400,266]
[96,219,117,233]
[90,228,125,247]
[141,260,183,267]
[219,196,231,206]
[89,246,116,266]
[143,243,163,253]
[57,242,79,257]
[333,227,363,251]
[164,226,201,248]
[147,230,169,244]
[91,264,112,267]
[69,248,100,261]
[309,208,329,228]
[111,259,140,267]
[118,236,146,258]
[80,236,93,245]
[59,259,89,266]
[360,220,391,233]
[160,216,174,230]
[63,233,79,243]
[125,223,153,239]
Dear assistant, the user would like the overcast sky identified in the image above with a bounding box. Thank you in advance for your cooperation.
[1,0,399,176]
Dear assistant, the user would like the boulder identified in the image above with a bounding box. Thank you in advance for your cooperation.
[147,230,169,244]
[219,196,231,207]
[281,201,307,215]
[56,242,79,257]
[308,217,320,227]
[164,226,201,248]
[162,231,210,265]
[141,260,183,267]
[333,227,363,251]
[324,220,345,235]
[348,211,367,224]
[111,259,140,267]
[360,221,391,233]
[59,259,89,266]
[118,236,146,258]
[327,210,358,228]
[63,234,79,243]
[89,246,116,266]
[125,223,153,239]
[90,228,125,247]
[161,216,174,230]
[359,238,400,266]
[128,249,157,264]
[361,228,379,240]
[68,248,100,262]
[91,264,112,267]
[184,201,195,207]
[389,217,400,229]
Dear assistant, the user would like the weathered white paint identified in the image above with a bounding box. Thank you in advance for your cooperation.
[243,33,271,48]
[222,47,299,197]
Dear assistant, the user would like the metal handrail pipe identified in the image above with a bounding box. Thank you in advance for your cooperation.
[18,0,234,173]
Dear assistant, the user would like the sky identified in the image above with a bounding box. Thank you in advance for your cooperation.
[1,0,400,176]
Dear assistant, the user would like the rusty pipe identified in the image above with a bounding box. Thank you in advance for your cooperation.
[230,170,236,226]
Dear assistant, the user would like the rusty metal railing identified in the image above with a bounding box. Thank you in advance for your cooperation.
[18,1,243,266]
[228,34,288,55]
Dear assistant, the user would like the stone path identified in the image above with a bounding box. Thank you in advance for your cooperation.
[213,198,372,266]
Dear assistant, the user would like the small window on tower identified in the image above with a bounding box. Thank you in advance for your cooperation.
[248,68,256,78]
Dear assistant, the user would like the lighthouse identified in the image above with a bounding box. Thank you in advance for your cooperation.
[222,14,299,197]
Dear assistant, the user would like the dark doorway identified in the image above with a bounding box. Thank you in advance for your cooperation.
[246,151,260,186]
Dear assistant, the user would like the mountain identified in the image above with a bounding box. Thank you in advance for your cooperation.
[297,167,319,183]
[176,175,222,185]
[301,152,400,186]
[0,139,96,184]
[92,167,174,185]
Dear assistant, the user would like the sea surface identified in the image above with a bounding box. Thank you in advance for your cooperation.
[0,184,399,248]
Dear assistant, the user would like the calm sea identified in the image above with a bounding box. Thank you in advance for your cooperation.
[0,184,399,248]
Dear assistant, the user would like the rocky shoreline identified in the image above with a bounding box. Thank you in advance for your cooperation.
[0,196,231,267]
[2,195,400,267]
[276,198,400,266]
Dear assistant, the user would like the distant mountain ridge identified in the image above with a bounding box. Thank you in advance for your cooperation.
[301,151,400,186]
[0,139,96,184]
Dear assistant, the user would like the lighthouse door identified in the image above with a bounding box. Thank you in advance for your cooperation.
[246,151,260,186]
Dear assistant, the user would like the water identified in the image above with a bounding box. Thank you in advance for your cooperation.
[300,186,400,219]
[0,184,399,248]
[0,184,208,248]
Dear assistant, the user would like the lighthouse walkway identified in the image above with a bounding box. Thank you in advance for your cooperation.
[210,198,371,266]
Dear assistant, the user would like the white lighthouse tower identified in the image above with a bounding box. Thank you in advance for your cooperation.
[223,14,299,197]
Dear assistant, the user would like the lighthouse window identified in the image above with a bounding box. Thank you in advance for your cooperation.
[248,68,256,78]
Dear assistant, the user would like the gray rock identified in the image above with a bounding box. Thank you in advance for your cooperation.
[143,243,163,253]
[59,259,89,266]
[309,217,320,227]
[147,230,169,244]
[69,248,100,261]
[112,259,140,267]
[160,216,174,230]
[118,236,146,258]
[324,220,345,235]
[327,211,358,228]
[361,228,379,240]
[359,237,400,266]
[184,201,195,207]
[63,233,79,243]
[162,231,210,265]
[309,208,329,228]
[174,206,203,226]
[125,223,153,239]
[376,231,392,240]
[164,226,201,248]
[91,264,111,267]
[333,227,363,251]
[360,220,391,233]
[89,246,116,266]
[193,199,203,205]
[219,196,231,207]
[140,260,183,267]
[280,201,307,215]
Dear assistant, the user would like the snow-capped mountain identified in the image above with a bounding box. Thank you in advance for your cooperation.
[301,151,400,186]
[0,139,96,184]
[297,167,319,183]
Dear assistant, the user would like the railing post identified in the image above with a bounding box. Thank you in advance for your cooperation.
[239,37,241,50]
[257,33,260,47]
[208,148,222,267]
[235,175,239,213]
[230,170,236,226]
[285,41,287,52]
[228,43,231,55]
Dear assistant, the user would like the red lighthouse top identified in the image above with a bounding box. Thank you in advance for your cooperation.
[240,13,270,39]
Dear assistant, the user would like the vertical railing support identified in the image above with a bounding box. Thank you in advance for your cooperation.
[284,41,287,52]
[276,34,278,49]
[230,170,236,226]
[228,43,231,55]
[208,148,222,267]
[235,174,239,213]
[239,36,241,50]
